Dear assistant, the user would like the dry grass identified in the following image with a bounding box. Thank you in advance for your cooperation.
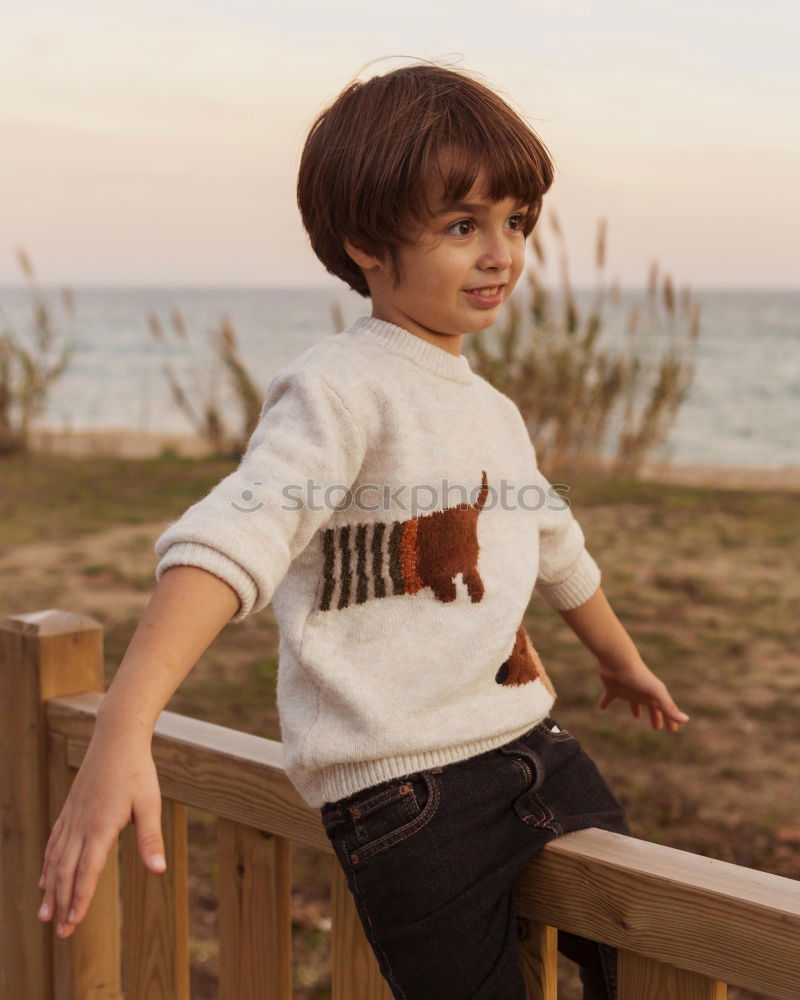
[3,453,797,998]
[0,249,74,454]
[145,299,345,459]
[464,210,702,479]
[147,309,264,459]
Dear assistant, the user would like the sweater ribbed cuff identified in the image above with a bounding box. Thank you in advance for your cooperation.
[154,541,258,623]
[534,548,601,610]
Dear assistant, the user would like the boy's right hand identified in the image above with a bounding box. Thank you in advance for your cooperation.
[36,724,167,938]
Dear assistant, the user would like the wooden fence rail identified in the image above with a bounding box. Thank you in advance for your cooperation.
[2,609,799,999]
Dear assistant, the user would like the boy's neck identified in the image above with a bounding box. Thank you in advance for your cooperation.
[369,305,464,358]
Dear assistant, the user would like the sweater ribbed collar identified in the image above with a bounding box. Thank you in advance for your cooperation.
[347,315,474,385]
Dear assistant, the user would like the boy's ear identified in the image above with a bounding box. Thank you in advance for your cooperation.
[343,237,384,273]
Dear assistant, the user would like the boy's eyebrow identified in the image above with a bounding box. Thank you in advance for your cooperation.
[434,197,530,215]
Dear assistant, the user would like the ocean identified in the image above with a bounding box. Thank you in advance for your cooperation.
[0,284,797,469]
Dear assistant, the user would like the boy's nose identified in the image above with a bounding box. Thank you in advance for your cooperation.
[478,240,513,269]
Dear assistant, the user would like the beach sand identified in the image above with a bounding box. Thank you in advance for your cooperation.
[28,426,216,459]
[26,426,800,493]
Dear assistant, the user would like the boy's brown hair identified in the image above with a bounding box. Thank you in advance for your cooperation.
[296,59,555,298]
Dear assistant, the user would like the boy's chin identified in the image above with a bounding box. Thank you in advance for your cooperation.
[461,308,502,330]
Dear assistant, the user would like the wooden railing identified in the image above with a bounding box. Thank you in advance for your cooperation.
[2,609,799,999]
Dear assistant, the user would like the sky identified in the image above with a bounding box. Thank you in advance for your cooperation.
[1,0,799,289]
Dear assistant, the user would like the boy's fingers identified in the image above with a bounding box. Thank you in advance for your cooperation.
[669,701,690,724]
[39,820,72,919]
[658,697,689,732]
[44,818,70,877]
[66,840,108,928]
[53,835,85,933]
[134,804,166,874]
[649,703,663,729]
[658,691,690,726]
[40,816,65,880]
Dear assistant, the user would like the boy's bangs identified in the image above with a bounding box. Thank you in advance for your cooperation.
[412,128,549,235]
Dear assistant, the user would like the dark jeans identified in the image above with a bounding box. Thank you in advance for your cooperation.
[321,715,634,1000]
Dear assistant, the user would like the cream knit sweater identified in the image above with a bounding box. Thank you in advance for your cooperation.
[153,315,601,808]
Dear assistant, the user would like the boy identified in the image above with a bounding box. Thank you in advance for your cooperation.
[37,61,689,999]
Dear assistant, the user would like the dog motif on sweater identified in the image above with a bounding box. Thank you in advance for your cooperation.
[317,468,553,691]
[496,623,556,694]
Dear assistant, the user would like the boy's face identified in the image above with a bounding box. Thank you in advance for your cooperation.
[345,167,529,357]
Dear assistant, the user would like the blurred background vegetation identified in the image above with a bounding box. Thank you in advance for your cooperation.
[5,229,795,1000]
[0,249,74,455]
[463,209,701,479]
[2,209,702,478]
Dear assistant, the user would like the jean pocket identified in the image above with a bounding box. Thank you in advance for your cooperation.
[343,771,442,866]
[537,715,576,741]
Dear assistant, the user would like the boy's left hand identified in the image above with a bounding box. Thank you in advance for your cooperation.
[596,656,690,734]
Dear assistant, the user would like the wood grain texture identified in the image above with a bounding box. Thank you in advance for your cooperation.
[120,799,189,999]
[47,692,327,851]
[517,917,558,1000]
[329,857,394,1000]
[512,827,800,1000]
[218,820,292,1000]
[0,610,111,1000]
[619,950,727,999]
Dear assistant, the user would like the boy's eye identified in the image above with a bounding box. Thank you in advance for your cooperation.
[445,214,528,238]
[447,219,476,237]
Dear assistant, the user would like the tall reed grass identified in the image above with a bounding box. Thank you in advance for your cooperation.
[158,214,700,476]
[148,301,345,459]
[147,310,261,459]
[0,250,74,455]
[463,210,701,479]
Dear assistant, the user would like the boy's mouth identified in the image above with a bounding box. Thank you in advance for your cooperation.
[463,284,505,308]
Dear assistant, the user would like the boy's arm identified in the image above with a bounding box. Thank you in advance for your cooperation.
[558,586,690,734]
[95,565,241,737]
[152,366,366,625]
[527,459,689,734]
[38,564,241,941]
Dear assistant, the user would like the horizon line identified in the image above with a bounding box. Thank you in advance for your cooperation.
[1,282,799,294]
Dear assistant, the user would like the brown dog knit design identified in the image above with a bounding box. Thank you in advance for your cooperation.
[496,623,556,693]
[318,469,490,611]
[316,466,549,691]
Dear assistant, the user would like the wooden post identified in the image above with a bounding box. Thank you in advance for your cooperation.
[517,917,558,999]
[329,858,394,999]
[619,951,727,999]
[120,799,189,999]
[0,610,121,1000]
[217,821,293,1000]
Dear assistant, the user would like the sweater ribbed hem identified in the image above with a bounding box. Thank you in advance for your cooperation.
[309,712,554,807]
[154,541,257,623]
[348,316,474,384]
[535,548,602,610]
